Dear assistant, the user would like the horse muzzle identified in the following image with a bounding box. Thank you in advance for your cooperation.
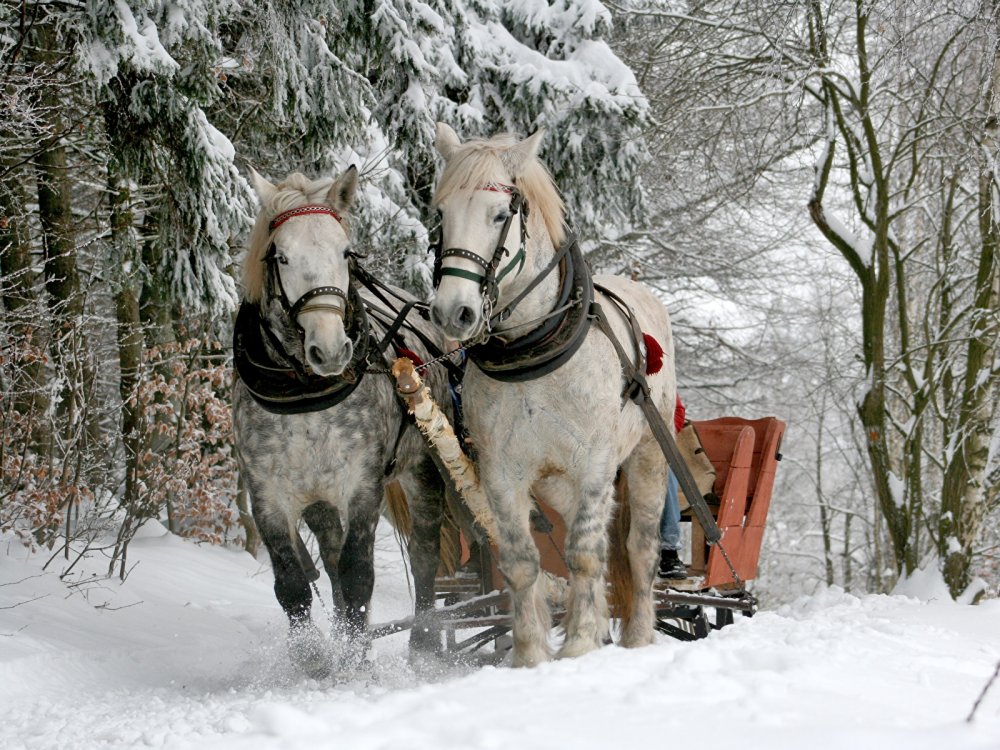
[303,318,354,377]
[430,297,483,342]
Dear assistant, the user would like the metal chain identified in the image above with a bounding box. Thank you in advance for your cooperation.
[713,538,745,590]
[365,338,474,375]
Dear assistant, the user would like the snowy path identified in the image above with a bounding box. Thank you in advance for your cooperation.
[2,524,999,750]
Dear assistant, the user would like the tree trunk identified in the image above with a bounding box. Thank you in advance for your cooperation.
[939,167,1000,596]
[0,162,48,440]
[31,20,92,449]
[815,399,835,586]
[139,206,176,348]
[107,160,147,529]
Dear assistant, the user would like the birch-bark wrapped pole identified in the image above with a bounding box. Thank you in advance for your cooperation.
[391,358,569,607]
[390,357,499,543]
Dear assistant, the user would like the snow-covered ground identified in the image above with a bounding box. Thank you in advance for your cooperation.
[2,522,999,750]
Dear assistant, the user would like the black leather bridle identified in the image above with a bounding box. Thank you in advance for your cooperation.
[264,204,352,328]
[431,182,528,320]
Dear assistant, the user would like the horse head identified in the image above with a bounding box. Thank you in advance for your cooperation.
[245,166,360,377]
[429,123,566,342]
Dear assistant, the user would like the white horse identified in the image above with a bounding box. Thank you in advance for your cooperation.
[428,123,676,666]
[233,167,453,677]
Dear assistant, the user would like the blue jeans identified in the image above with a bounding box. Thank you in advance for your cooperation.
[659,470,680,551]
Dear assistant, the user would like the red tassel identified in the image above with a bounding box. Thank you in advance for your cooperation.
[643,333,663,375]
[396,347,424,367]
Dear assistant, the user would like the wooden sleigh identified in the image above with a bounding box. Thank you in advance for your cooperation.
[371,415,786,654]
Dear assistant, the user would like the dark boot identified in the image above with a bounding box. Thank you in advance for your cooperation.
[658,548,688,580]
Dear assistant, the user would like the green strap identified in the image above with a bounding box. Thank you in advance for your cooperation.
[440,266,486,284]
[496,246,525,284]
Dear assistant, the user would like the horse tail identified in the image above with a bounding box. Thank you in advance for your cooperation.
[436,510,462,577]
[384,480,412,541]
[384,479,463,577]
[607,470,635,629]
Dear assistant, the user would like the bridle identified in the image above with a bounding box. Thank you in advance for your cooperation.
[263,204,352,327]
[431,182,528,323]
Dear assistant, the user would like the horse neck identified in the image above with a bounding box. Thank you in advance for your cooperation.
[492,223,561,338]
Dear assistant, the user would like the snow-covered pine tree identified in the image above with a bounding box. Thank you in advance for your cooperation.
[223,0,649,293]
[74,0,254,317]
[457,0,649,237]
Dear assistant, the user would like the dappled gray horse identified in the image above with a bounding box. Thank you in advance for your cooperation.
[233,167,451,677]
[429,124,677,666]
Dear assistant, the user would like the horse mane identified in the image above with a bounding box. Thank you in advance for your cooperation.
[434,134,567,248]
[242,172,350,304]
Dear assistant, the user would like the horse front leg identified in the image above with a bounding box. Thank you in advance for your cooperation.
[557,479,615,659]
[336,497,380,660]
[254,502,330,678]
[490,484,551,667]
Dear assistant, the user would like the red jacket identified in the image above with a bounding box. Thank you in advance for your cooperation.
[675,395,686,433]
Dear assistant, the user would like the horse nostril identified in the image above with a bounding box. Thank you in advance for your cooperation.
[339,340,353,363]
[308,345,325,365]
[456,305,475,327]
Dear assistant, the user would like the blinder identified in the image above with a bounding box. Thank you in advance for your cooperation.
[263,242,351,328]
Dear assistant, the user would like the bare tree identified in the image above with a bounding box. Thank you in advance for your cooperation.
[613,0,1000,597]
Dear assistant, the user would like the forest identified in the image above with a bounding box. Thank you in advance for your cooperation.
[1,0,998,604]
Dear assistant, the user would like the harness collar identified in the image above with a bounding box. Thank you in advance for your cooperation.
[233,288,373,415]
[467,235,593,382]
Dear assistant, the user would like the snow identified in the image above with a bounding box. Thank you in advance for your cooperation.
[2,524,999,750]
[114,1,179,74]
[888,470,906,508]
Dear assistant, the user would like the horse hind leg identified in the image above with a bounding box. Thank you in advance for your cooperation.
[557,480,614,659]
[301,502,347,611]
[616,436,667,648]
[396,455,446,654]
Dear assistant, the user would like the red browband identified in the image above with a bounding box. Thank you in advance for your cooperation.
[481,182,517,194]
[269,205,343,231]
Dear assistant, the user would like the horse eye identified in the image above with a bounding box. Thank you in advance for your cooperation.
[276,254,289,265]
[494,212,509,224]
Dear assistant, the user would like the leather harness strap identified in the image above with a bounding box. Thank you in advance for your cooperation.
[588,293,726,550]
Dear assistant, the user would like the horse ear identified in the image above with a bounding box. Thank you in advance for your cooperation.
[435,122,462,161]
[327,165,358,212]
[505,129,545,176]
[248,166,277,204]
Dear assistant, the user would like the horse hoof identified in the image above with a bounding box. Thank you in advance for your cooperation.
[287,623,332,679]
[408,623,443,655]
[618,630,655,649]
[555,636,601,660]
[511,643,552,668]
